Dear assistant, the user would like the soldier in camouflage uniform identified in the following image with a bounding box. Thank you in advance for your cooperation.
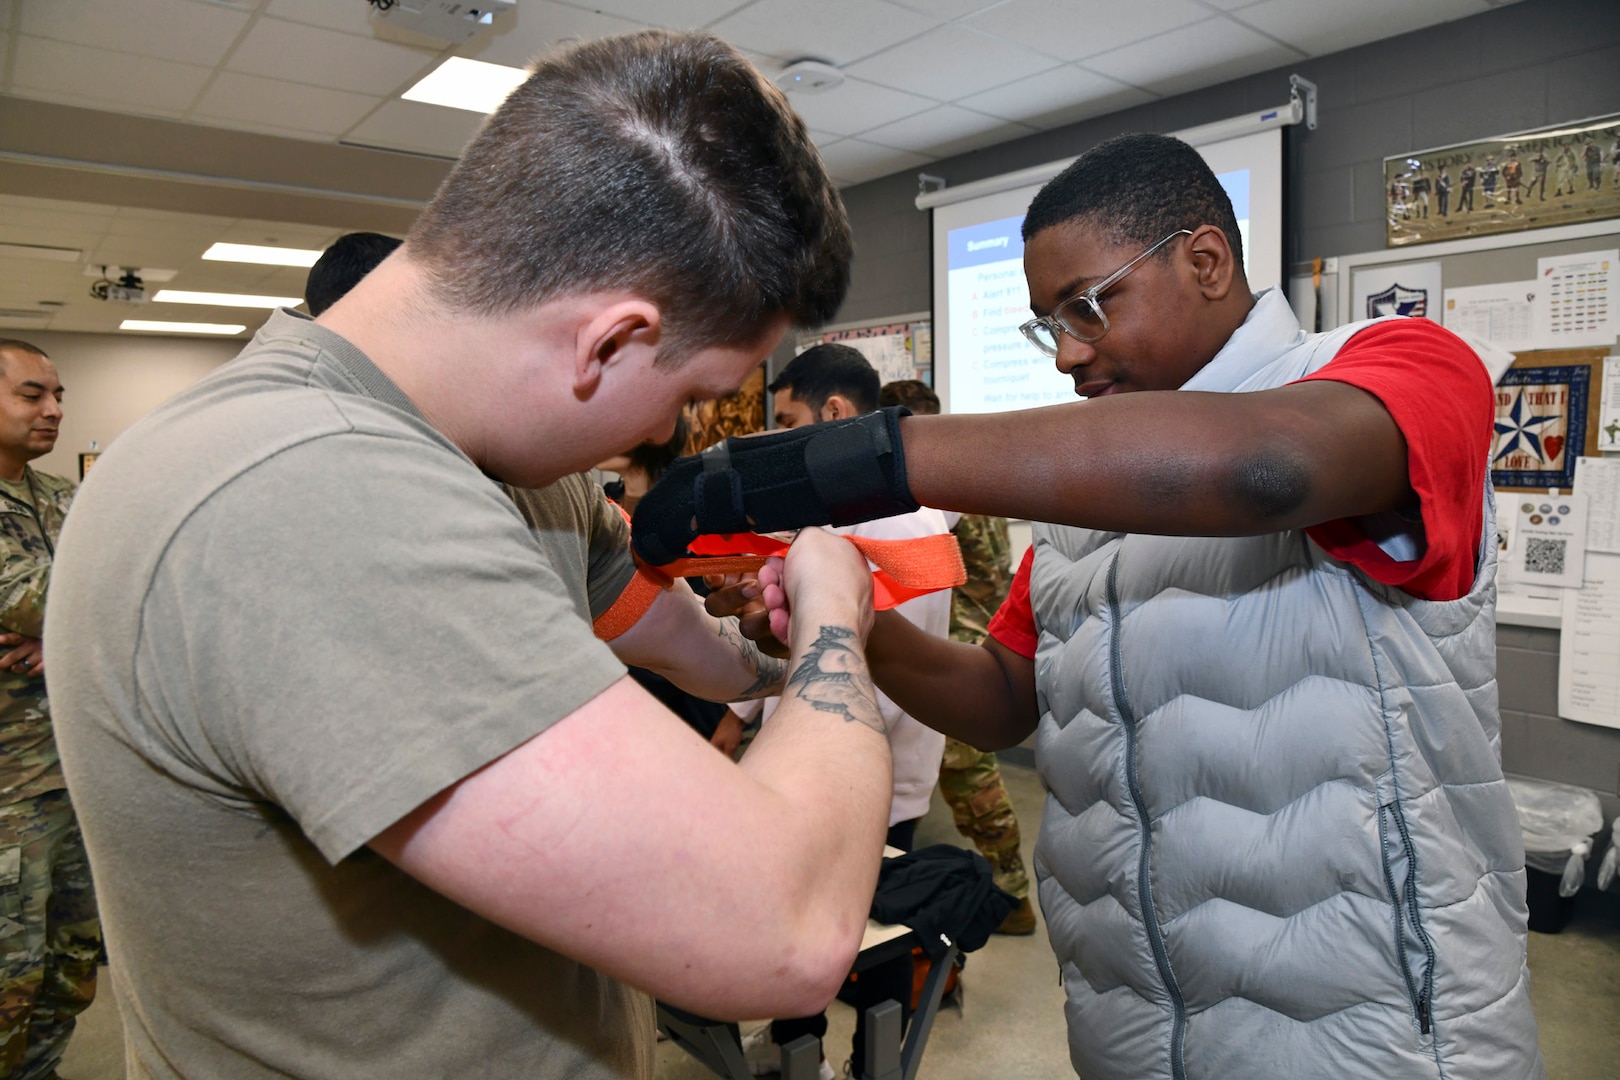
[0,340,98,1080]
[880,380,1035,935]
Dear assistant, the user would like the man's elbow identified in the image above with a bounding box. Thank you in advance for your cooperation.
[767,921,865,1017]
[1226,446,1312,525]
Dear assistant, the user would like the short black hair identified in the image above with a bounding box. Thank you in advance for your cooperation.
[768,343,878,415]
[625,411,689,483]
[1023,132,1244,276]
[305,232,403,315]
[878,379,938,415]
[0,339,48,360]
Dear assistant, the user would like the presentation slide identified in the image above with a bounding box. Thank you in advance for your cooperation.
[945,170,1250,414]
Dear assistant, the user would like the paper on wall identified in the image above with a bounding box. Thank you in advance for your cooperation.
[842,333,916,385]
[1509,492,1588,588]
[1443,280,1539,353]
[1575,455,1620,554]
[1533,249,1617,348]
[1558,550,1620,729]
[1599,356,1620,452]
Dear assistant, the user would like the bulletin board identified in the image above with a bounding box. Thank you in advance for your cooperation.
[1492,348,1607,493]
[796,311,933,387]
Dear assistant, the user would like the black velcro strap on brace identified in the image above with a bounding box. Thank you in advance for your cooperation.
[804,420,894,526]
[693,441,750,533]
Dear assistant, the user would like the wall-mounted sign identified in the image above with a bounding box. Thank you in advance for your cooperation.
[1385,114,1620,248]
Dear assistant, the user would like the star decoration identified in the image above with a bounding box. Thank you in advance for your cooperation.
[1493,389,1561,464]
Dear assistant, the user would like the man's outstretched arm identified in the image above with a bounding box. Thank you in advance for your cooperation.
[898,379,1413,537]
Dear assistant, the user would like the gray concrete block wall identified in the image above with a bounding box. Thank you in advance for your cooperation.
[832,0,1620,325]
[810,0,1620,805]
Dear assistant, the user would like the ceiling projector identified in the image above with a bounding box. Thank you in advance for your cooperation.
[368,0,515,44]
[89,268,146,304]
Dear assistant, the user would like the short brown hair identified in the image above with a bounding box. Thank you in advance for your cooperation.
[408,31,851,364]
[878,379,938,415]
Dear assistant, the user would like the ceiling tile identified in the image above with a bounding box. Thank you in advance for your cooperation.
[885,0,1009,19]
[957,64,1154,127]
[842,24,1063,101]
[0,194,119,216]
[965,0,1211,62]
[708,0,936,65]
[1082,16,1305,97]
[11,35,213,114]
[0,225,108,251]
[192,71,383,137]
[550,0,751,31]
[1229,0,1492,56]
[816,137,935,187]
[0,203,114,238]
[263,0,385,36]
[343,98,484,159]
[463,0,643,68]
[218,219,344,247]
[782,76,935,139]
[858,104,1039,159]
[227,17,440,96]
[19,0,251,66]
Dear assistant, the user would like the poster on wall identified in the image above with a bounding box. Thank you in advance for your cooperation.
[1351,261,1442,320]
[1384,113,1620,247]
[681,369,765,453]
[1491,348,1608,492]
[1532,249,1616,347]
[799,319,933,386]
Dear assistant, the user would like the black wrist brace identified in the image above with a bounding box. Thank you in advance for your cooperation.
[631,406,918,566]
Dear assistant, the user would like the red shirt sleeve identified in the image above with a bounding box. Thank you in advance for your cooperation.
[1296,318,1493,602]
[987,546,1038,660]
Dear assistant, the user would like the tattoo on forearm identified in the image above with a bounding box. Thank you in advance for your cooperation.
[717,618,787,699]
[784,625,884,735]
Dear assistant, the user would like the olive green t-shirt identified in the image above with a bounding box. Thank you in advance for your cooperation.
[46,310,650,1078]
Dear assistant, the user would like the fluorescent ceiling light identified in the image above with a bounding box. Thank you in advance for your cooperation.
[122,320,246,335]
[202,242,323,268]
[403,57,526,113]
[153,290,302,308]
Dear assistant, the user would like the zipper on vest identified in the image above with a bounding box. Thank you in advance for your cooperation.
[1106,556,1188,1080]
[1378,800,1436,1035]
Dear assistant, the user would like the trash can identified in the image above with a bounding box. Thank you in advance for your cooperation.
[1506,778,1604,934]
[1599,816,1619,894]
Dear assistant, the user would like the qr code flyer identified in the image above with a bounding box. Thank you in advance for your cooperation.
[1511,493,1588,589]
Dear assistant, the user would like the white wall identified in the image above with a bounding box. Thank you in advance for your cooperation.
[10,330,239,480]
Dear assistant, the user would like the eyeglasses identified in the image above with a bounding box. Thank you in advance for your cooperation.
[1018,229,1192,357]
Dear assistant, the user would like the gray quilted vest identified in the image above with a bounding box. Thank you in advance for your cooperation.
[1030,291,1543,1080]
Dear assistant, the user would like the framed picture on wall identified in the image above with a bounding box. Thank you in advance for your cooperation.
[1385,113,1620,248]
[78,452,99,480]
[1491,348,1608,492]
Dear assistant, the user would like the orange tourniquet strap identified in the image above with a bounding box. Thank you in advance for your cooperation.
[593,530,966,641]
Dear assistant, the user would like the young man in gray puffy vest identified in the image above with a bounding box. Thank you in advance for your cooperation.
[638,132,1543,1080]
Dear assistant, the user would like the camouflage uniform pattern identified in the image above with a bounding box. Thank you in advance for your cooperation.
[0,793,98,1080]
[938,514,1030,901]
[0,470,99,1079]
[0,471,75,803]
